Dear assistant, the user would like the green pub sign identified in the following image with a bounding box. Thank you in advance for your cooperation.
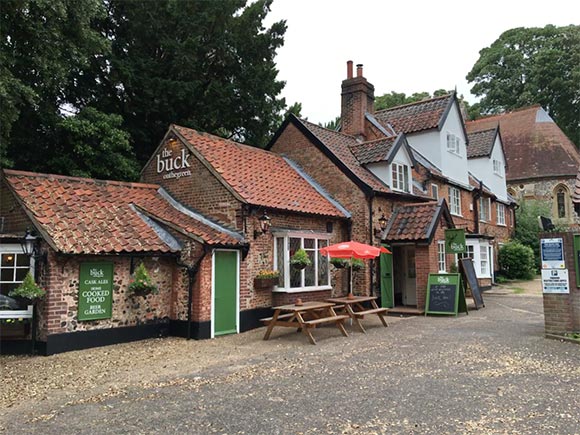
[78,263,114,321]
[445,229,466,254]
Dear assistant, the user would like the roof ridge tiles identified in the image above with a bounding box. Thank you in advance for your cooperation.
[3,169,159,190]
[374,94,453,114]
[297,117,357,140]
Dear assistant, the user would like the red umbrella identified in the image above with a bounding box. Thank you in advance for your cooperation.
[320,241,391,295]
[320,241,391,259]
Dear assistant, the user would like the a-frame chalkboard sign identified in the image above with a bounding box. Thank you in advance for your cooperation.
[425,273,468,316]
[458,258,484,309]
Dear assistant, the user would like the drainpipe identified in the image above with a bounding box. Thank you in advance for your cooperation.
[368,194,375,297]
[177,249,207,340]
[473,182,483,235]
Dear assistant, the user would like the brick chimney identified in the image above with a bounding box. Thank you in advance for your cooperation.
[341,61,375,139]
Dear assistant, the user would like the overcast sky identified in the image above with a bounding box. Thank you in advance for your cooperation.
[265,0,579,124]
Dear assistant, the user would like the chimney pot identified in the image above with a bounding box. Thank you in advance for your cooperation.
[356,64,363,77]
[347,60,353,79]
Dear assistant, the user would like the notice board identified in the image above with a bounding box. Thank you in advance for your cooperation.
[425,273,467,316]
[78,263,114,321]
[459,258,484,309]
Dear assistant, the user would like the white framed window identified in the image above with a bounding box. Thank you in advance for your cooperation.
[479,197,490,222]
[480,245,488,276]
[431,184,438,200]
[496,203,506,226]
[391,162,410,193]
[446,132,460,155]
[449,187,461,216]
[493,159,503,177]
[437,241,446,272]
[273,232,331,292]
[1,246,32,301]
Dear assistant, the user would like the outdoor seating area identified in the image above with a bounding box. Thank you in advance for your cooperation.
[261,296,389,345]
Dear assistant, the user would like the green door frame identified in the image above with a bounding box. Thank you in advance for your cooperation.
[380,244,394,308]
[212,249,240,338]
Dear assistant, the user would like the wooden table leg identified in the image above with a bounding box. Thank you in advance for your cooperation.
[296,312,316,345]
[372,300,389,327]
[348,304,366,333]
[329,307,349,337]
[263,309,280,340]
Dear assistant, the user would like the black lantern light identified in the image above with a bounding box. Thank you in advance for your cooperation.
[378,214,388,231]
[254,210,272,239]
[20,228,36,257]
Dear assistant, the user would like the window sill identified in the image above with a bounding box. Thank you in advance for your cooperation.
[497,223,507,227]
[272,285,332,294]
[451,212,463,217]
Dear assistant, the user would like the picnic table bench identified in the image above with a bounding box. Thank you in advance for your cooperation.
[261,301,349,345]
[326,295,389,333]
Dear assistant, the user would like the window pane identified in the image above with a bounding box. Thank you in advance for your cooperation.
[16,254,30,267]
[304,239,315,249]
[289,238,302,288]
[304,250,315,286]
[15,268,29,281]
[1,268,14,281]
[276,237,285,287]
[0,282,18,296]
[318,240,328,286]
[1,254,15,267]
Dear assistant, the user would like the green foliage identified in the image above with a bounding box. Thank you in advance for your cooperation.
[498,241,535,280]
[350,258,364,271]
[321,116,341,131]
[449,262,458,273]
[128,263,158,295]
[513,200,552,270]
[330,257,348,268]
[2,0,287,175]
[467,25,580,147]
[9,272,46,300]
[290,249,312,268]
[55,108,139,180]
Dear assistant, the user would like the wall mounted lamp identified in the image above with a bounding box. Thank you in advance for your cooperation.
[253,210,272,239]
[20,228,47,264]
[378,214,388,231]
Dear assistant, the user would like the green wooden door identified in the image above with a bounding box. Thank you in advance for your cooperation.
[214,250,238,336]
[380,244,394,308]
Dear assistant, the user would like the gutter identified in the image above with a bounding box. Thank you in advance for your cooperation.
[176,248,208,340]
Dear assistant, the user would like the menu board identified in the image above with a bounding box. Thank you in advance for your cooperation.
[425,273,462,316]
[78,263,114,321]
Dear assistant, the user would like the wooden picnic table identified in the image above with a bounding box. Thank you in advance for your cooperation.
[326,295,388,333]
[261,301,349,345]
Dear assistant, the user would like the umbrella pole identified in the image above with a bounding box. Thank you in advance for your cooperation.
[349,263,353,297]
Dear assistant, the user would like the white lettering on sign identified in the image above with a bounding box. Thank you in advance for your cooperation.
[89,268,104,278]
[437,276,450,284]
[156,148,192,179]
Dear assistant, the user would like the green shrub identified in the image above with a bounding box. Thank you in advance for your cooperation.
[498,241,535,280]
[9,272,46,300]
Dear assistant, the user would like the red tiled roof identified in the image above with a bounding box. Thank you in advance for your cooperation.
[386,201,450,242]
[349,137,397,165]
[174,125,347,217]
[466,106,580,181]
[373,94,453,134]
[3,170,243,255]
[467,128,496,159]
[293,119,391,194]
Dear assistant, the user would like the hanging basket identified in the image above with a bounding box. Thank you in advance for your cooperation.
[291,263,308,270]
[253,277,278,290]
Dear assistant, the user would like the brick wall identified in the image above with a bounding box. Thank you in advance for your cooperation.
[0,176,33,234]
[540,232,579,335]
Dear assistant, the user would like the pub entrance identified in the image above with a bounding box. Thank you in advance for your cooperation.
[393,245,417,307]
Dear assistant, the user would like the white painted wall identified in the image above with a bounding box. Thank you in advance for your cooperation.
[468,135,508,202]
[406,130,441,168]
[366,145,414,192]
[439,103,469,185]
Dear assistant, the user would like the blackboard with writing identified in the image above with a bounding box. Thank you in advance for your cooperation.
[425,273,463,316]
[459,258,484,309]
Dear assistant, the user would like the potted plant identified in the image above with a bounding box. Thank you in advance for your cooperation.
[8,272,46,306]
[128,262,158,297]
[330,258,348,269]
[290,248,312,270]
[254,270,280,289]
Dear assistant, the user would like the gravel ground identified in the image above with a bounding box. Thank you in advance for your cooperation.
[2,278,578,434]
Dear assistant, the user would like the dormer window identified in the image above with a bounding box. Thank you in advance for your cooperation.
[391,162,410,193]
[446,132,460,155]
[493,159,503,177]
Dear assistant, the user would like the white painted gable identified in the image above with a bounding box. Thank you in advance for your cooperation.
[468,134,508,202]
[366,140,414,193]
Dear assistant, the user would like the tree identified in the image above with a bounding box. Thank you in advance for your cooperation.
[467,25,580,146]
[100,0,286,162]
[320,116,340,131]
[513,199,554,271]
[0,0,110,171]
[54,108,139,180]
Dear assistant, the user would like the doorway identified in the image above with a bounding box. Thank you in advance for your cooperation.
[212,250,239,337]
[393,245,417,306]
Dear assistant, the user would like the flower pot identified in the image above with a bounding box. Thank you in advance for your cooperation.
[331,262,346,269]
[292,263,307,270]
[253,277,278,290]
[13,296,35,307]
[131,287,152,297]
